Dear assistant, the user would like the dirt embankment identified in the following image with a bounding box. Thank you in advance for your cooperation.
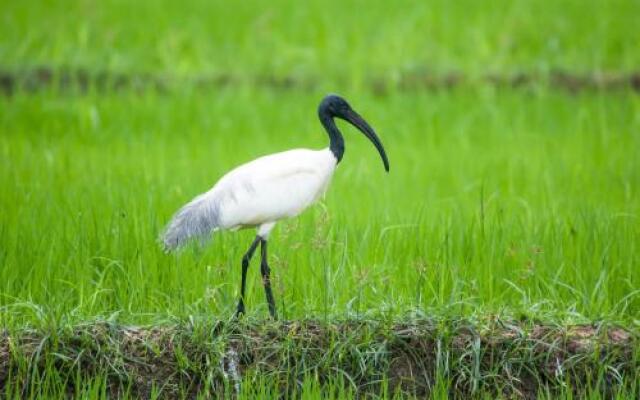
[2,67,640,96]
[0,319,637,399]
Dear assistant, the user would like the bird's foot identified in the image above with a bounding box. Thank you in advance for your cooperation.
[235,301,245,318]
[268,306,278,321]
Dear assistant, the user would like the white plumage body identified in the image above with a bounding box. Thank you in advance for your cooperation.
[162,148,337,249]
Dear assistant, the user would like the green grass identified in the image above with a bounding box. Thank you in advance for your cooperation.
[1,0,640,397]
[2,0,640,79]
[1,87,638,326]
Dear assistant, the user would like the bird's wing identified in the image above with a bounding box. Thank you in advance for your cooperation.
[214,150,335,228]
[161,149,335,251]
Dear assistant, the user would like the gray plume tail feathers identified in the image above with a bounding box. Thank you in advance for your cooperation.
[161,193,220,252]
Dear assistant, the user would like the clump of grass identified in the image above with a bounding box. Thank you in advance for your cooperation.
[1,318,637,398]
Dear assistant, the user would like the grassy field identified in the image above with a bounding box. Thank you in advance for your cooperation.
[1,0,639,398]
[3,0,640,78]
[2,88,639,325]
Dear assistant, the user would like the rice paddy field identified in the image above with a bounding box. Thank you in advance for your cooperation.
[1,0,639,398]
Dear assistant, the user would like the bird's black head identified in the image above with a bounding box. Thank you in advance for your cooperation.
[319,94,353,118]
[318,94,390,172]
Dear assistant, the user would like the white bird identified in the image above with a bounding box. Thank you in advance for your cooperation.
[161,94,389,319]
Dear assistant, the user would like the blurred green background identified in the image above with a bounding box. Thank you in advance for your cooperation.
[3,0,640,79]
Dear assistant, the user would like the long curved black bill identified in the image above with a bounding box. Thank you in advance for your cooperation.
[343,109,390,172]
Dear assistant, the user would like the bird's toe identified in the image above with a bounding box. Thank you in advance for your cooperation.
[235,301,246,318]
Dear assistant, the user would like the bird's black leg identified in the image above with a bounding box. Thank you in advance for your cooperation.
[260,239,278,319]
[235,235,261,317]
